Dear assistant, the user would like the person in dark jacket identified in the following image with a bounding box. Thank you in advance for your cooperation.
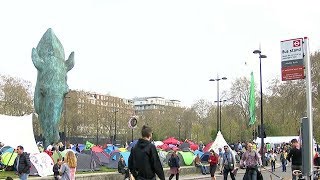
[168,151,180,180]
[286,139,302,180]
[118,156,129,179]
[128,125,165,180]
[53,159,62,180]
[14,145,31,180]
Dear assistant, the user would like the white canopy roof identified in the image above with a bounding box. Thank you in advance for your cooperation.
[0,114,39,153]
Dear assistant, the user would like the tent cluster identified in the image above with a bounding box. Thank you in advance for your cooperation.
[0,114,238,177]
[1,131,234,177]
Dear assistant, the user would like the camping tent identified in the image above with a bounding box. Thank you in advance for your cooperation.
[165,151,185,166]
[91,146,110,166]
[71,144,85,153]
[1,151,17,166]
[29,153,54,177]
[206,131,236,160]
[107,150,121,169]
[163,137,180,145]
[0,146,14,154]
[158,150,168,166]
[120,151,130,167]
[0,114,39,153]
[255,136,317,150]
[76,153,100,172]
[177,151,194,166]
[203,142,214,152]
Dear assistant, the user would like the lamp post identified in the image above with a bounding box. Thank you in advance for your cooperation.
[113,109,118,145]
[93,94,99,145]
[63,95,71,144]
[209,76,227,132]
[214,99,227,132]
[253,49,267,166]
[178,118,181,140]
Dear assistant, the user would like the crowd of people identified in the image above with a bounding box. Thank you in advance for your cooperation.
[2,128,320,180]
[0,142,78,180]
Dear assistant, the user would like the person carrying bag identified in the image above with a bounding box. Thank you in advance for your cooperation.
[240,143,262,180]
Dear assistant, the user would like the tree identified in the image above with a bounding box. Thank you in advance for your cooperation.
[0,75,33,116]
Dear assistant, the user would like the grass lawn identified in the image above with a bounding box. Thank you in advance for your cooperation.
[0,167,117,179]
[0,170,18,179]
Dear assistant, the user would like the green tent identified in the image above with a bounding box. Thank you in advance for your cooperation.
[177,151,194,166]
[1,152,18,166]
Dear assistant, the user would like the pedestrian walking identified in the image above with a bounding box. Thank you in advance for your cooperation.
[280,149,287,172]
[168,151,180,180]
[268,150,277,172]
[208,149,218,180]
[128,125,165,180]
[14,146,31,180]
[240,143,262,180]
[286,138,302,180]
[222,146,236,180]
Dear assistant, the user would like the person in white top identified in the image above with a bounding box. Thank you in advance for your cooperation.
[268,150,277,172]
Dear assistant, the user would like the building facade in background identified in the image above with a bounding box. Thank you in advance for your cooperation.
[133,96,181,114]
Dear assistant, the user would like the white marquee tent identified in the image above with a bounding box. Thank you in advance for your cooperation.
[207,131,236,158]
[0,114,39,153]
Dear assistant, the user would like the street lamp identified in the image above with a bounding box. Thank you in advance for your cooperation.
[253,49,267,166]
[214,99,227,132]
[209,76,227,132]
[63,95,71,144]
[177,118,181,140]
[113,109,118,145]
[93,94,99,145]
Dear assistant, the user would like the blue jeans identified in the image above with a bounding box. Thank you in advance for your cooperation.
[281,160,287,172]
[19,173,29,180]
[271,160,276,172]
[196,164,206,174]
[245,168,257,180]
[223,168,235,180]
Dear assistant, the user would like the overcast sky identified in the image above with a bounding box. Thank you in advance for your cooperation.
[1,0,320,106]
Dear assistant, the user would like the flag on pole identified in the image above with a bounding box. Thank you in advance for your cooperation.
[249,72,256,126]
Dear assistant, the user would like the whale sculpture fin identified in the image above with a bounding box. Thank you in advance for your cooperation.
[32,48,44,71]
[65,52,75,72]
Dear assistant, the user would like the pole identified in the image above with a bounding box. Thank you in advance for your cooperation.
[114,110,117,145]
[131,129,133,143]
[64,97,67,144]
[219,101,222,132]
[259,53,265,166]
[96,101,99,145]
[178,121,181,140]
[304,37,313,178]
[217,79,220,132]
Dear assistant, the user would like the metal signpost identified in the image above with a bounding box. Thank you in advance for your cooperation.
[281,37,313,179]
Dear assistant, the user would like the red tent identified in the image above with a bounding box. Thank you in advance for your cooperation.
[163,137,180,145]
[203,141,214,152]
[190,144,199,151]
[91,146,104,153]
[158,144,169,150]
[185,139,195,145]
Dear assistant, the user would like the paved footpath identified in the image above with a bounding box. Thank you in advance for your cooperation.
[179,164,292,180]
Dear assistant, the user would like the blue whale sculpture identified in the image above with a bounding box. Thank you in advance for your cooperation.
[32,28,74,147]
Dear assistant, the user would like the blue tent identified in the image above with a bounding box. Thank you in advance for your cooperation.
[0,146,13,154]
[120,151,130,167]
[200,152,211,162]
[129,140,138,148]
[193,150,204,158]
[104,145,118,154]
[71,144,85,153]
